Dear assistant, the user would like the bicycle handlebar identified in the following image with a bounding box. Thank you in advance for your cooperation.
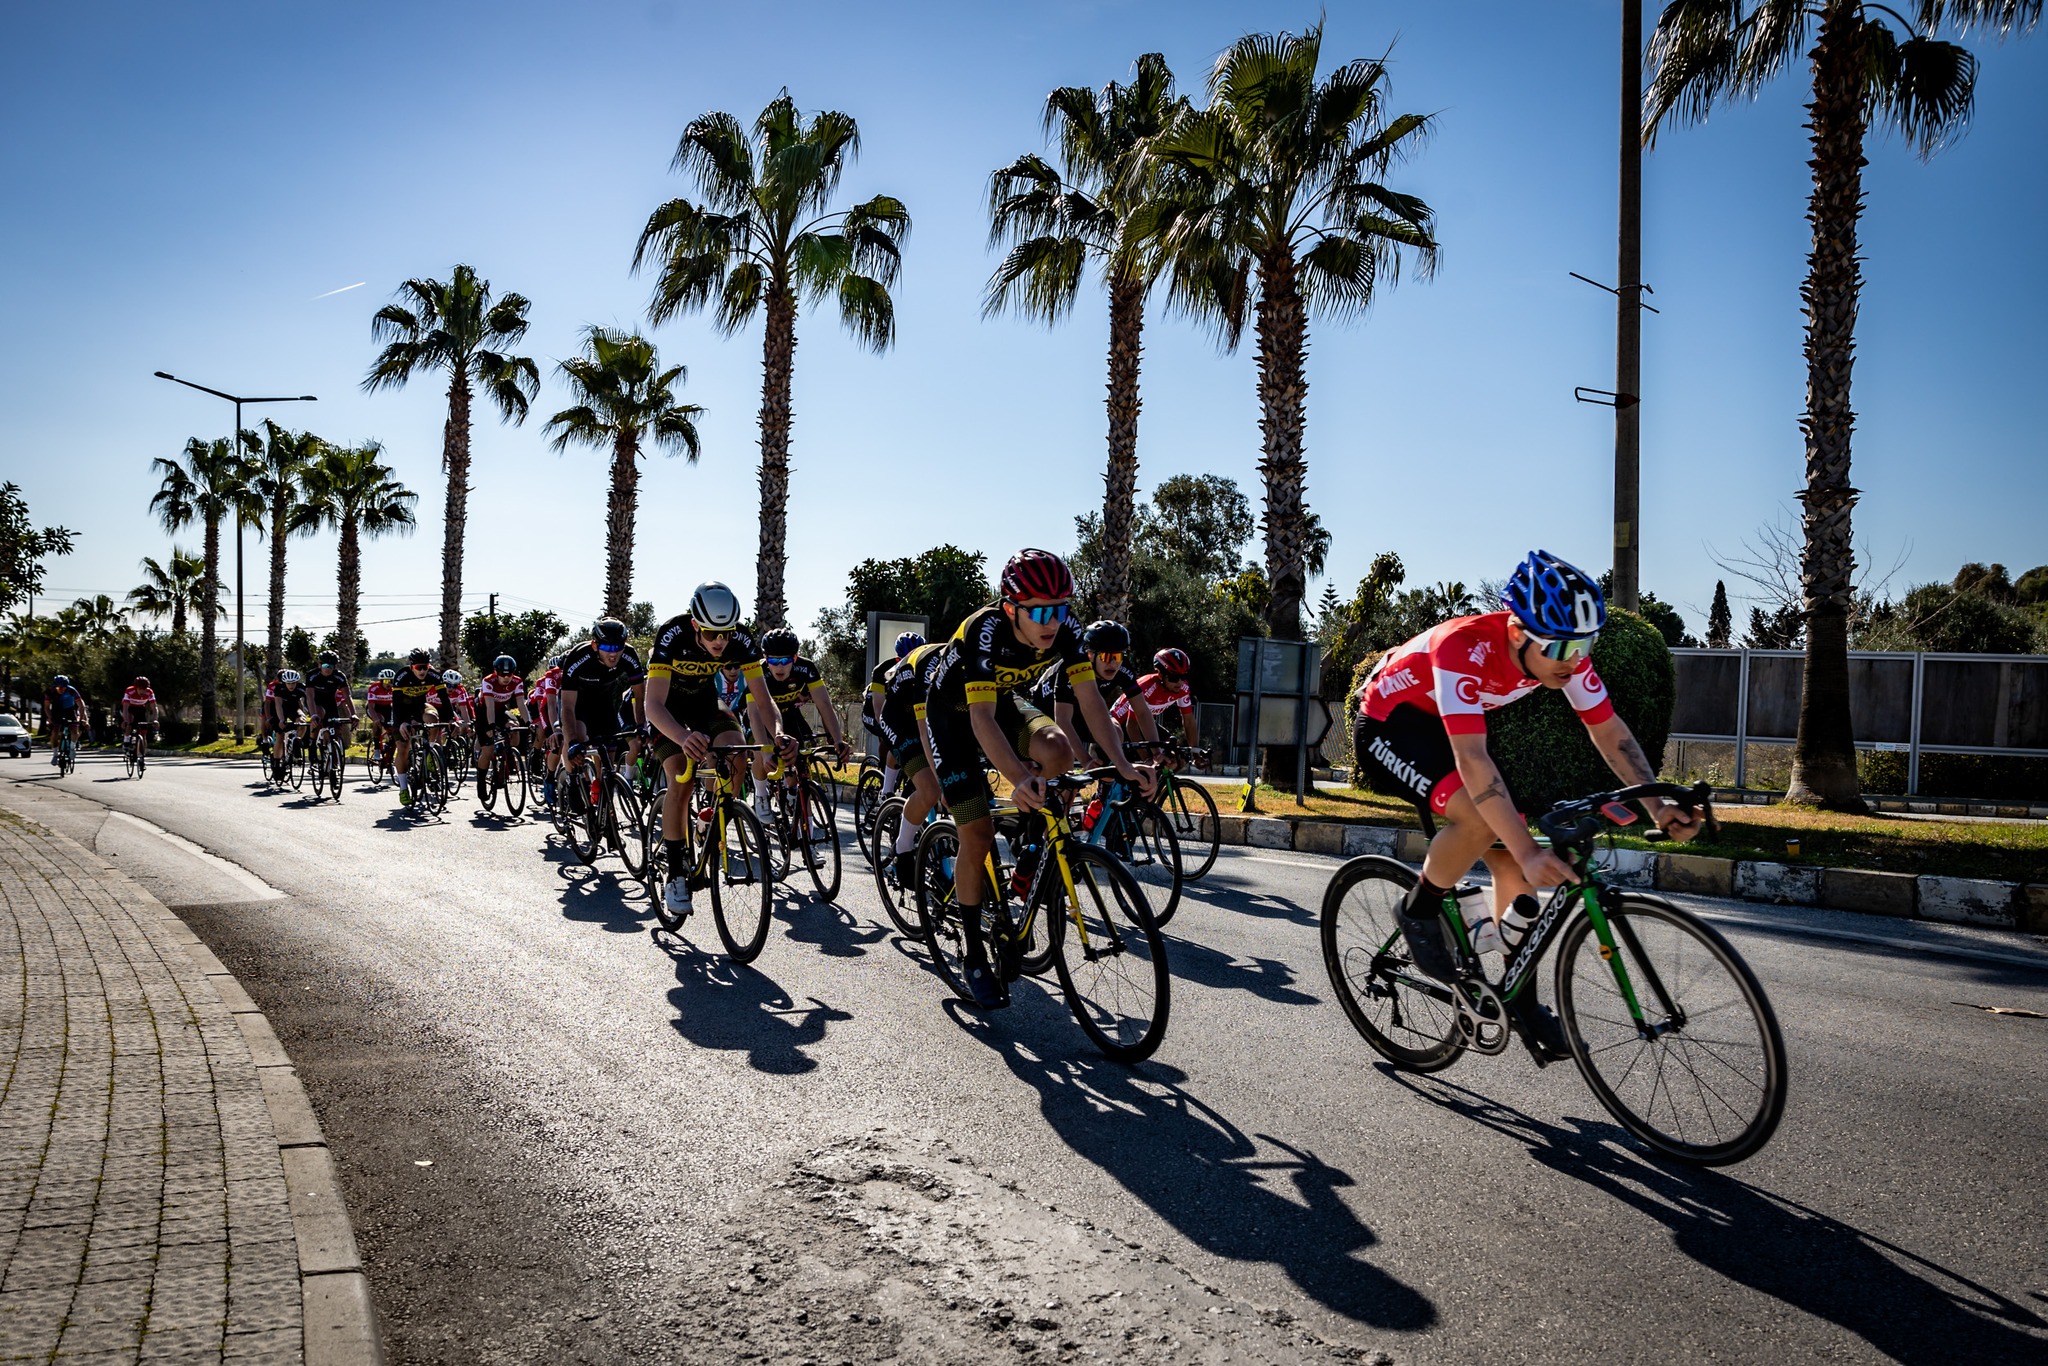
[1535,780,1713,851]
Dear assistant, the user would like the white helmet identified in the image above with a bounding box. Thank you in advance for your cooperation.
[378,669,396,681]
[280,670,303,684]
[442,670,464,685]
[689,581,743,630]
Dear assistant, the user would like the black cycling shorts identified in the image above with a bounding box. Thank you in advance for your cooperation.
[922,695,1054,827]
[1353,704,1462,816]
[650,689,742,766]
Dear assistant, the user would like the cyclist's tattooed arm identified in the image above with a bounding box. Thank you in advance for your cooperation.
[1585,715,1702,841]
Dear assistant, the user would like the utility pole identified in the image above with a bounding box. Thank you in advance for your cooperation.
[1613,0,1644,611]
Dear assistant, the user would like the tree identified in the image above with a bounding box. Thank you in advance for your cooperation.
[68,595,127,647]
[363,265,539,665]
[1745,604,1805,649]
[298,442,417,679]
[1646,0,2041,809]
[460,608,570,677]
[812,545,989,691]
[543,327,704,618]
[986,54,1187,621]
[249,421,325,677]
[1144,23,1437,641]
[0,483,74,614]
[128,550,219,637]
[284,626,316,673]
[1137,473,1254,580]
[1707,580,1733,648]
[151,436,258,739]
[635,92,910,629]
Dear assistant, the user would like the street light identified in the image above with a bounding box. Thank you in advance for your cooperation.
[153,371,317,743]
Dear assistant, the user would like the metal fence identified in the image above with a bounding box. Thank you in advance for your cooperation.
[1668,647,2048,793]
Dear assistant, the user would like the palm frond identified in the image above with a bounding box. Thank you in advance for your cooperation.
[474,351,540,424]
[715,260,766,335]
[1872,33,1979,154]
[1918,0,2045,38]
[837,274,895,354]
[677,111,757,214]
[983,235,1090,323]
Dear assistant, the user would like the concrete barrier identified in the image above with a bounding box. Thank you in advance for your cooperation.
[1656,853,1735,898]
[1293,822,1346,856]
[1342,825,1400,858]
[1917,875,2018,929]
[1245,817,1292,850]
[1592,847,1656,888]
[1819,867,1917,918]
[1733,860,1823,906]
[2021,886,2048,935]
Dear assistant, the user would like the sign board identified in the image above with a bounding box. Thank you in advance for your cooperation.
[1231,636,1326,803]
[1231,695,1335,748]
[862,611,931,756]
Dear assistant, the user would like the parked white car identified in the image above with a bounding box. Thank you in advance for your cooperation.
[0,713,30,758]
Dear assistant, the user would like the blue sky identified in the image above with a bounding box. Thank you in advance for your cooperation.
[2,0,2043,655]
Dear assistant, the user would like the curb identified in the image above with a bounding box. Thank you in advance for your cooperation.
[6,801,385,1365]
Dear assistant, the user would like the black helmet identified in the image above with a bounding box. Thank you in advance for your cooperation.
[592,618,628,647]
[760,628,799,657]
[1081,620,1130,655]
[316,650,338,668]
[53,674,70,688]
[494,654,518,673]
[408,648,431,666]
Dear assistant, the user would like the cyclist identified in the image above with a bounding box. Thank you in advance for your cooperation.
[921,549,1152,1009]
[1032,619,1157,767]
[270,671,309,757]
[875,638,948,888]
[119,677,158,752]
[441,670,475,754]
[1109,647,1197,745]
[1356,550,1703,1051]
[304,652,355,755]
[557,617,647,823]
[867,632,923,801]
[256,668,284,754]
[44,675,85,762]
[365,669,396,766]
[388,650,448,808]
[474,655,528,778]
[528,656,565,806]
[643,583,785,921]
[754,627,852,806]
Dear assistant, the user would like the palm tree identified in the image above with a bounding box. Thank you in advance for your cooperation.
[299,442,417,680]
[151,437,258,739]
[1646,0,2039,810]
[986,54,1186,622]
[363,266,539,665]
[128,549,219,636]
[634,92,909,629]
[1144,24,1438,641]
[68,595,128,646]
[543,327,704,618]
[249,421,326,677]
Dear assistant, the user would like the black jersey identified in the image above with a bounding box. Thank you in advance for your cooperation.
[926,603,1090,716]
[648,615,763,700]
[867,657,897,701]
[304,670,351,713]
[1030,658,1141,715]
[272,685,307,719]
[559,641,645,724]
[388,666,446,718]
[763,656,825,711]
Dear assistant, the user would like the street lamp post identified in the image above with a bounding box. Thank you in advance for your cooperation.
[153,372,316,742]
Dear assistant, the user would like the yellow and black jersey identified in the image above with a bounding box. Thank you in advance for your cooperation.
[867,657,896,699]
[386,666,446,718]
[926,603,1089,715]
[648,615,762,699]
[1029,658,1141,715]
[763,656,825,711]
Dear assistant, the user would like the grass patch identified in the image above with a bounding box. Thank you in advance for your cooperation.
[1607,807,2048,884]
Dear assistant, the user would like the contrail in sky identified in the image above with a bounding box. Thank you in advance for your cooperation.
[311,281,366,300]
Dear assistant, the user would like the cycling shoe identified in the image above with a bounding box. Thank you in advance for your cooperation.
[1395,901,1462,983]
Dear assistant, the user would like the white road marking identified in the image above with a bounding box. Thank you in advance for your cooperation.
[104,810,284,901]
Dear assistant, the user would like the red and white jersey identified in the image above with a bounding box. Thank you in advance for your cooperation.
[121,686,157,710]
[527,668,561,715]
[477,672,525,708]
[365,679,394,707]
[1359,612,1613,736]
[443,684,474,719]
[262,680,278,702]
[1109,672,1194,726]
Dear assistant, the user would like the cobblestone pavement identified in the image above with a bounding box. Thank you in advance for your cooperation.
[0,810,303,1364]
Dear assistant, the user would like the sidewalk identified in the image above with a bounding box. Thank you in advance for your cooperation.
[0,807,376,1364]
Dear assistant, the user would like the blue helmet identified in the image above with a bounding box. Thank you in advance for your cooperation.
[893,631,924,659]
[1502,550,1604,639]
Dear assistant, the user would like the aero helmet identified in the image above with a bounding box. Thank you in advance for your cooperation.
[1082,620,1131,655]
[1502,550,1605,640]
[893,631,924,658]
[689,581,743,630]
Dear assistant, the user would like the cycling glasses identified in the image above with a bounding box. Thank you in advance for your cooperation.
[1525,631,1598,663]
[1006,599,1072,625]
[765,655,794,667]
[1093,651,1124,665]
[595,642,624,655]
[697,627,734,641]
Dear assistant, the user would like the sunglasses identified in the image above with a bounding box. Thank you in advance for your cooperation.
[698,628,733,641]
[765,655,794,667]
[1007,599,1072,625]
[1093,651,1124,665]
[595,642,623,654]
[1525,632,1598,663]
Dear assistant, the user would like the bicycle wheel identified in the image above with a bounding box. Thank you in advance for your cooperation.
[503,747,527,816]
[709,801,774,963]
[914,819,1005,1004]
[1050,844,1171,1063]
[1105,799,1184,928]
[568,766,604,864]
[477,746,500,812]
[124,743,139,779]
[610,771,649,878]
[1554,892,1789,1166]
[1320,856,1465,1072]
[869,798,923,940]
[287,737,308,790]
[323,737,344,802]
[1163,778,1220,880]
[645,804,682,928]
[797,782,841,902]
[853,767,885,865]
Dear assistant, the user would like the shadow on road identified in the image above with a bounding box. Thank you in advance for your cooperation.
[779,893,888,958]
[657,940,850,1074]
[1389,1070,2048,1362]
[1163,933,1320,1005]
[958,1012,1436,1332]
[1180,875,1317,927]
[542,841,651,934]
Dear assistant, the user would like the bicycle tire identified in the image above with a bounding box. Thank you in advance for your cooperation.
[1554,892,1789,1166]
[503,747,527,816]
[1319,856,1466,1072]
[1164,777,1220,880]
[1105,798,1184,928]
[914,818,1006,1004]
[124,744,139,779]
[1050,844,1171,1063]
[853,768,885,865]
[477,747,500,812]
[645,804,683,929]
[798,782,841,902]
[323,737,344,802]
[289,736,310,790]
[568,766,605,864]
[869,798,923,939]
[611,770,649,878]
[709,801,774,963]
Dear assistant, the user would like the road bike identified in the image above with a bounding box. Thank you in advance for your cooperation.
[402,722,451,816]
[763,743,843,902]
[53,727,78,778]
[1072,767,1183,927]
[913,772,1170,1063]
[269,725,308,790]
[476,722,530,816]
[559,737,649,875]
[1131,741,1219,880]
[308,718,349,803]
[1319,780,1788,1166]
[645,743,776,963]
[866,794,927,940]
[122,725,153,779]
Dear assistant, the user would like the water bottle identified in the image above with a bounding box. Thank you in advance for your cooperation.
[1080,796,1104,833]
[1499,894,1540,954]
[1454,886,1502,956]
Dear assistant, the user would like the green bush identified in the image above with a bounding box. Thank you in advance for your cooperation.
[1859,749,2048,802]
[1485,608,1675,815]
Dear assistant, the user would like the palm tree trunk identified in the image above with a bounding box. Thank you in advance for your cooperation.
[266,491,288,677]
[604,430,640,620]
[1255,248,1310,642]
[337,518,362,681]
[1098,275,1147,623]
[755,288,798,631]
[439,364,472,667]
[1787,2,1867,812]
[171,590,187,638]
[199,514,221,740]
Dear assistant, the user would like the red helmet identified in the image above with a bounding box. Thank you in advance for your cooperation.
[1153,648,1191,678]
[1000,548,1074,602]
[133,676,150,688]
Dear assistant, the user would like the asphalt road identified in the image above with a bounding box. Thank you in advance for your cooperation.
[5,751,2046,1365]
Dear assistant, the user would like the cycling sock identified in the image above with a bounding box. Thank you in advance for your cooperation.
[879,768,900,799]
[1402,875,1452,919]
[960,902,988,966]
[893,820,922,855]
[664,840,687,876]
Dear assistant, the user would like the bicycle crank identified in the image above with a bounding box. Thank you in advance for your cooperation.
[1451,977,1511,1055]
